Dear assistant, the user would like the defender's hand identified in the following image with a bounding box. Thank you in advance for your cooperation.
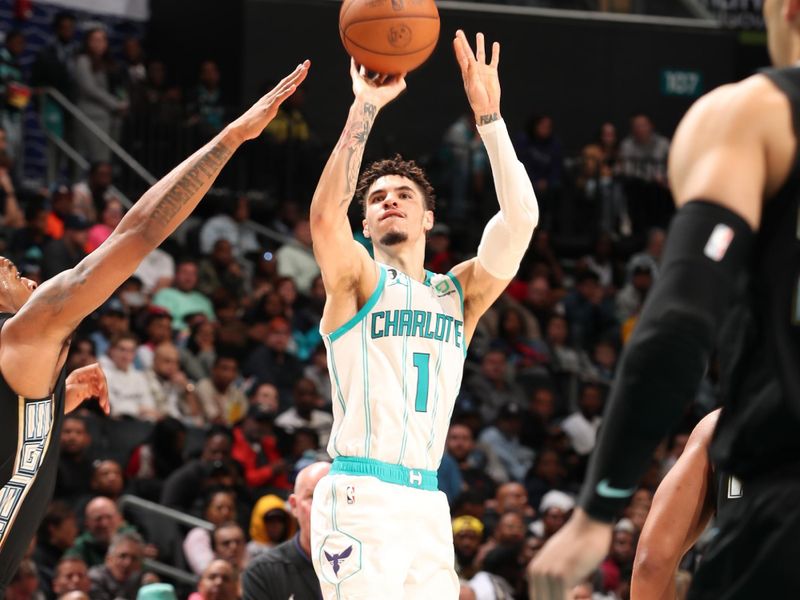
[65,363,109,415]
[453,30,501,123]
[229,60,310,141]
[350,59,407,110]
[528,508,613,600]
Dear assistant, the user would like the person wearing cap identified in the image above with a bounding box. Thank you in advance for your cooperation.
[231,404,290,494]
[41,213,90,280]
[530,490,576,541]
[452,516,484,579]
[478,403,534,483]
[0,61,309,597]
[243,462,329,600]
[90,297,131,359]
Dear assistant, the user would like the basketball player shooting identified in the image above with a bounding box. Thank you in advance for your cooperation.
[0,61,308,593]
[530,1,800,598]
[307,30,538,598]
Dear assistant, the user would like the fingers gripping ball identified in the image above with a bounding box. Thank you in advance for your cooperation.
[339,0,440,74]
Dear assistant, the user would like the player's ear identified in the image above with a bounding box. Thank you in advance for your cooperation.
[423,211,434,233]
[362,218,371,239]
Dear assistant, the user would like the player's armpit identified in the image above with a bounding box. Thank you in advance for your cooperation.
[631,411,719,600]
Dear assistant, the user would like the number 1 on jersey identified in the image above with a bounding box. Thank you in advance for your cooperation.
[413,352,430,412]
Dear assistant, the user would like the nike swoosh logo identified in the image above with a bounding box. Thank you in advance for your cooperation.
[596,479,636,499]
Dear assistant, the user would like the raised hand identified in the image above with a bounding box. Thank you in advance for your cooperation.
[65,362,109,415]
[453,30,501,124]
[350,59,407,110]
[230,60,310,141]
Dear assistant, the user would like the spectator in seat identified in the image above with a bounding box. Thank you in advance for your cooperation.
[180,320,217,382]
[196,355,248,425]
[186,60,226,143]
[88,532,145,600]
[243,317,304,408]
[34,502,78,597]
[99,332,159,420]
[600,526,636,594]
[188,559,238,600]
[246,495,295,562]
[160,426,233,513]
[461,349,526,424]
[5,559,43,600]
[153,259,215,332]
[72,162,114,224]
[55,416,94,503]
[274,378,332,449]
[446,422,504,499]
[184,488,237,576]
[275,219,318,295]
[478,404,534,483]
[198,239,247,298]
[90,298,130,359]
[211,522,247,572]
[199,195,260,259]
[41,215,89,280]
[249,383,279,415]
[452,516,483,580]
[85,198,124,253]
[134,246,175,296]
[51,557,90,597]
[561,382,606,456]
[88,460,125,503]
[232,404,290,494]
[143,343,201,422]
[136,310,173,369]
[66,498,134,568]
[125,417,187,501]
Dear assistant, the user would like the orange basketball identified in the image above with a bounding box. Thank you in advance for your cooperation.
[339,0,440,75]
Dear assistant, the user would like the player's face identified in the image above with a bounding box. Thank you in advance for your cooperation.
[0,257,37,313]
[363,175,433,249]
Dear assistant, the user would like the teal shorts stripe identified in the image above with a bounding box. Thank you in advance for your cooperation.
[331,456,439,492]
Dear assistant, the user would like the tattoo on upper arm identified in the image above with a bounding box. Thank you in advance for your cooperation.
[147,142,233,236]
[340,102,378,207]
[38,268,88,315]
[478,113,500,126]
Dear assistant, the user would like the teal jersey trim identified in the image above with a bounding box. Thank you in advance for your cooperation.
[327,266,387,343]
[446,271,467,356]
[332,456,439,491]
[424,270,435,287]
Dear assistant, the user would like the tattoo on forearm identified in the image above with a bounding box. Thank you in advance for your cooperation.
[478,112,500,125]
[148,142,233,233]
[340,102,378,206]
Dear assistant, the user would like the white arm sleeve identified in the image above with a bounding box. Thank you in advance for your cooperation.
[476,118,539,279]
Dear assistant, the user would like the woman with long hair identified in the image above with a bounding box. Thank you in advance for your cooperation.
[74,28,128,162]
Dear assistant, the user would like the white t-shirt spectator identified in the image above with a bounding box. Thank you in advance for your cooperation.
[200,214,260,258]
[99,355,158,420]
[561,412,602,456]
[134,248,175,295]
[274,407,333,448]
[275,242,319,295]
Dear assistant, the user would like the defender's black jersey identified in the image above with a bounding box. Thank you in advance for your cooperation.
[711,66,800,478]
[0,314,66,593]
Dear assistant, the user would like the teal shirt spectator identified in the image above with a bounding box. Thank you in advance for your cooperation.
[152,287,216,331]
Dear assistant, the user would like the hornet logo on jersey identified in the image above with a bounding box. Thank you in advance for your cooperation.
[325,545,353,577]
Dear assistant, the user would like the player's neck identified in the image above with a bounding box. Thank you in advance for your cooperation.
[374,244,426,282]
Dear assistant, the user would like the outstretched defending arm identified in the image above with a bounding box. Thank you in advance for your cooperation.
[449,31,539,339]
[2,62,309,397]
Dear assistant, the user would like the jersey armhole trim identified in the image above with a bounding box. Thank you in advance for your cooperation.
[327,266,387,343]
[446,271,465,317]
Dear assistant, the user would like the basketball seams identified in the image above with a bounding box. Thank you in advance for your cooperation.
[343,36,438,58]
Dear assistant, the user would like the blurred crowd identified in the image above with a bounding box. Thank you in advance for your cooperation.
[0,10,717,600]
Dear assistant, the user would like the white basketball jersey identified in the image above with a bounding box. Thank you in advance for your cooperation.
[322,264,467,471]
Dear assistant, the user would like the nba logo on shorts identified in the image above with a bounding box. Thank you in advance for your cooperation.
[346,485,356,504]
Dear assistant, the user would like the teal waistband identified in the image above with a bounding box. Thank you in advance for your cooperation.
[331,456,439,492]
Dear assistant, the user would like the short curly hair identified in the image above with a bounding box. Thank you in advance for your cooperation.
[355,154,436,215]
